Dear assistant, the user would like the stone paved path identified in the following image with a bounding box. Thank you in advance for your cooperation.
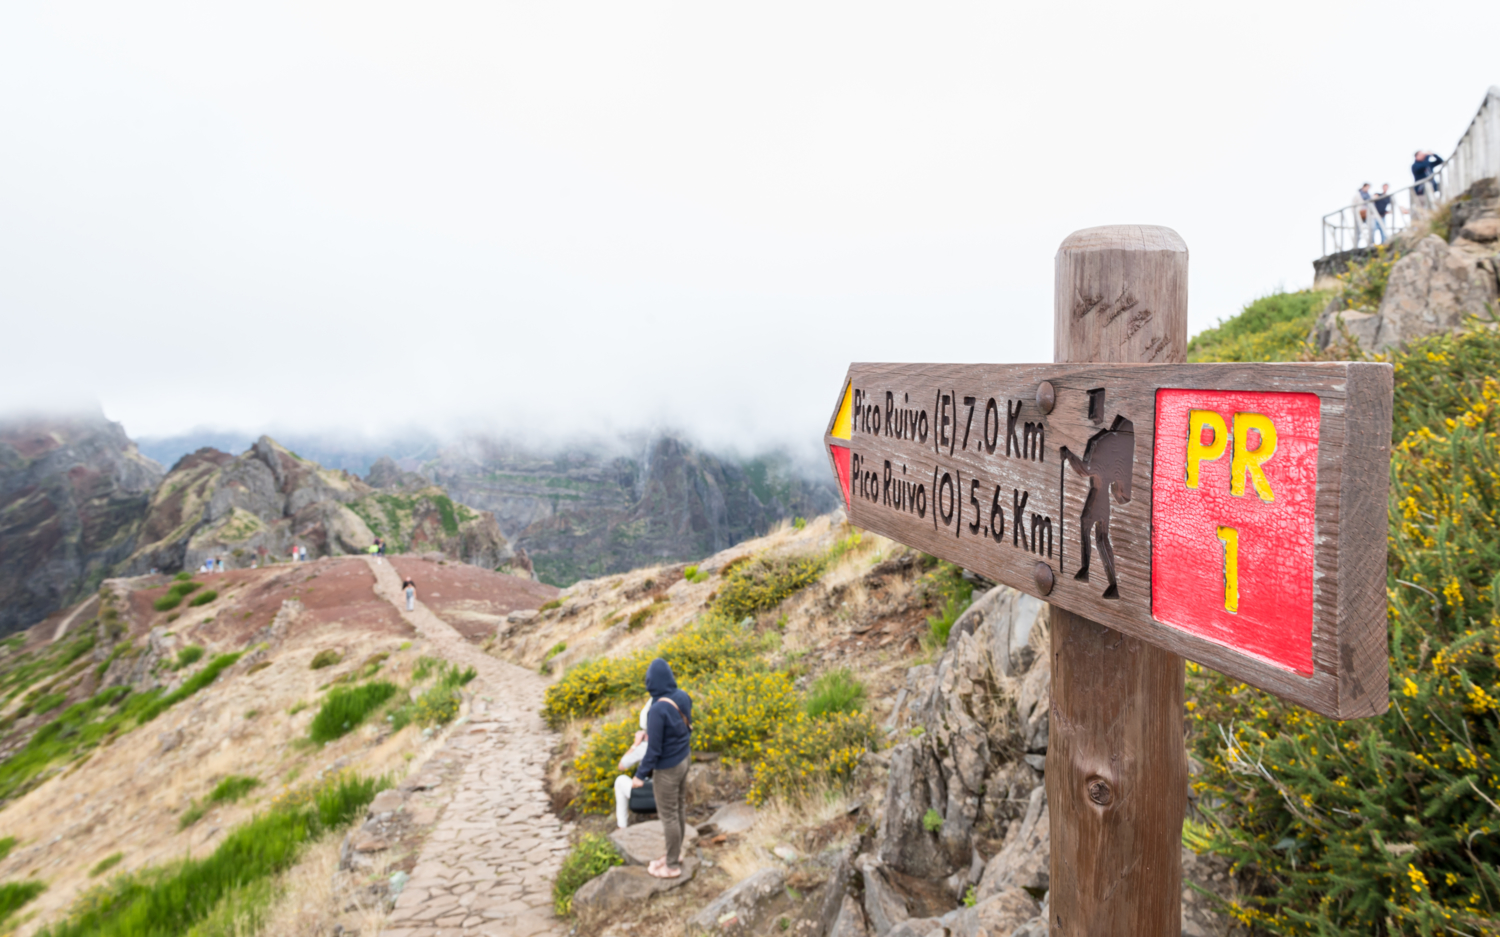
[365,557,571,937]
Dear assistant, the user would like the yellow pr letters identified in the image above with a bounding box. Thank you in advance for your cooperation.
[1231,413,1278,502]
[1186,410,1228,488]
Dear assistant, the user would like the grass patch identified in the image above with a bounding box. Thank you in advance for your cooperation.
[173,646,204,670]
[539,599,563,612]
[553,834,624,916]
[805,669,866,718]
[309,682,398,744]
[89,853,123,878]
[40,772,388,937]
[0,881,46,926]
[0,654,241,804]
[208,775,259,805]
[390,661,476,731]
[0,837,15,861]
[626,597,669,632]
[309,649,341,670]
[187,590,218,607]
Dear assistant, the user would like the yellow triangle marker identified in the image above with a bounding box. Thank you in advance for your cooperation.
[830,382,853,441]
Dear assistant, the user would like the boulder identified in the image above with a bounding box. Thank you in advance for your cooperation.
[885,918,945,937]
[506,608,540,624]
[976,784,1049,902]
[1372,233,1499,350]
[829,894,871,937]
[814,848,857,937]
[609,819,700,865]
[856,854,911,936]
[946,886,1041,937]
[875,740,953,879]
[685,867,785,936]
[700,802,757,836]
[572,857,698,923]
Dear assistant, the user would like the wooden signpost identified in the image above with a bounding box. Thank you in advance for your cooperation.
[822,227,1393,934]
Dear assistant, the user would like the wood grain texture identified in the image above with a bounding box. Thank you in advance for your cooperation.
[1050,224,1185,937]
[1049,608,1187,935]
[832,359,1391,719]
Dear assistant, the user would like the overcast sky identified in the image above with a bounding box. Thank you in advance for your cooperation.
[3,2,1497,458]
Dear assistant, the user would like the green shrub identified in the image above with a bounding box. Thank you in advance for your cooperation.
[411,656,439,681]
[805,669,866,718]
[683,565,709,584]
[0,837,14,861]
[173,572,191,582]
[544,643,567,662]
[922,561,973,648]
[171,581,202,597]
[208,775,259,805]
[0,881,45,926]
[309,650,341,670]
[540,599,563,612]
[187,590,218,607]
[1187,290,1332,364]
[792,516,807,530]
[1189,317,1500,934]
[747,711,876,806]
[30,692,66,715]
[553,833,625,916]
[712,552,830,623]
[177,803,205,830]
[309,682,398,744]
[627,598,668,632]
[89,853,123,878]
[152,595,182,612]
[174,646,204,669]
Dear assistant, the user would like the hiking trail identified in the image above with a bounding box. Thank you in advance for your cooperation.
[364,557,570,937]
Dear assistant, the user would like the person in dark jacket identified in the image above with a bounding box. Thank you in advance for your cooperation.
[631,658,693,877]
[1412,150,1444,211]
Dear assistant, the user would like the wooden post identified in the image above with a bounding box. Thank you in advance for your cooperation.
[1047,226,1189,935]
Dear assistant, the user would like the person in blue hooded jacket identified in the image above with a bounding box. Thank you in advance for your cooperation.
[630,657,693,878]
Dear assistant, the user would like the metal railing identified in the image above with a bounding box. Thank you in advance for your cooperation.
[1320,169,1448,256]
[1319,86,1500,258]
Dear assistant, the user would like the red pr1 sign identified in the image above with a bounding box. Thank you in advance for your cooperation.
[1151,389,1322,677]
[824,361,1393,717]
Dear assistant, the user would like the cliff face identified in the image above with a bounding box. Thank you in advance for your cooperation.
[428,435,839,586]
[122,437,513,574]
[0,414,163,635]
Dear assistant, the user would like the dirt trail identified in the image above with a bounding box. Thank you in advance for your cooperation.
[364,558,570,937]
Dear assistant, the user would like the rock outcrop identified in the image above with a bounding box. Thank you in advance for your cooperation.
[0,413,163,635]
[121,436,513,574]
[829,582,1242,936]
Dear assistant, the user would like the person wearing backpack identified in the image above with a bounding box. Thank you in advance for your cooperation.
[631,658,693,878]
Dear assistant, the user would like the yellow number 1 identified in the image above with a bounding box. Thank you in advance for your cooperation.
[1217,526,1239,613]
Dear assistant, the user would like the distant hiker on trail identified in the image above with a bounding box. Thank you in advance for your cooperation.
[631,658,693,878]
[614,699,655,829]
[1412,150,1444,211]
[402,579,417,612]
[376,538,385,557]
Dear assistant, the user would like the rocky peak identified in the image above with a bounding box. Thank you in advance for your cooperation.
[0,412,164,634]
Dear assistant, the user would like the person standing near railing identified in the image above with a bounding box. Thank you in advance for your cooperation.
[1374,183,1401,241]
[1353,183,1377,248]
[1412,151,1444,211]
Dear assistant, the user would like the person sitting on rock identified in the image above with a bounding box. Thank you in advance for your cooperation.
[613,698,654,829]
[631,658,693,878]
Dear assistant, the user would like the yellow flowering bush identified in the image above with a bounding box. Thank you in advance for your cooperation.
[694,670,800,760]
[747,710,877,806]
[1189,315,1500,935]
[571,716,639,813]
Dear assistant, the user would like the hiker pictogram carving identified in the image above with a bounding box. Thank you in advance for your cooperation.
[1061,415,1135,599]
